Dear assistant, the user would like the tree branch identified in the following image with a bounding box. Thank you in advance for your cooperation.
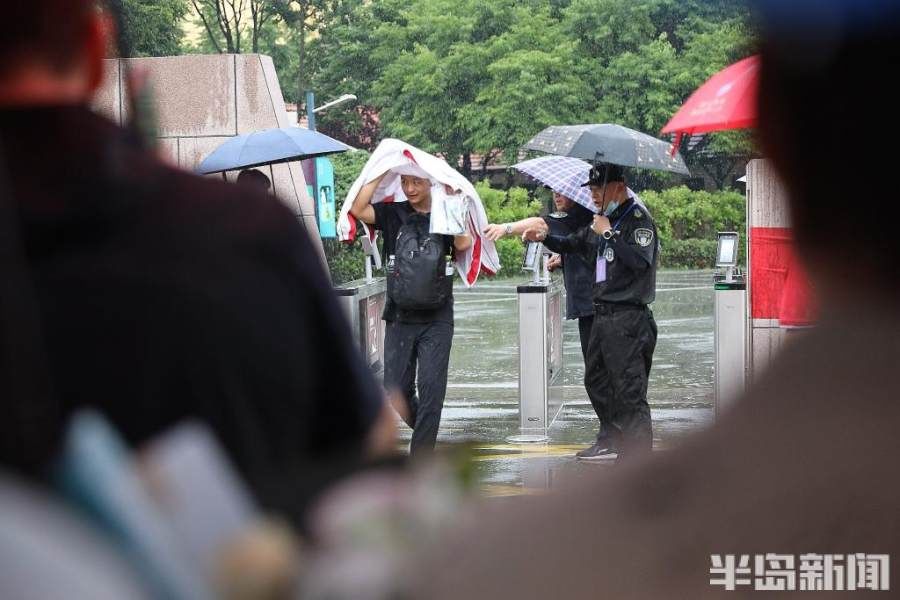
[215,0,235,53]
[190,0,224,53]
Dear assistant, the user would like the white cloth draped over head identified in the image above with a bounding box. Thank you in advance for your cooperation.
[337,138,500,287]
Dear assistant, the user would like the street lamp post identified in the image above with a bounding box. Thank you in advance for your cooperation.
[304,92,358,131]
[305,90,317,131]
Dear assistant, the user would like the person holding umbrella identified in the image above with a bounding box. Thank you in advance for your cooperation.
[524,163,659,460]
[484,192,594,361]
[482,157,596,378]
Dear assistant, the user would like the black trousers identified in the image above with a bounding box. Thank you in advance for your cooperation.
[584,304,657,456]
[577,315,594,361]
[383,320,454,455]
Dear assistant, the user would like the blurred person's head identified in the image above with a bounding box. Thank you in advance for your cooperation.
[552,191,575,212]
[583,163,627,213]
[237,169,271,194]
[400,174,432,210]
[0,0,108,108]
[756,0,900,302]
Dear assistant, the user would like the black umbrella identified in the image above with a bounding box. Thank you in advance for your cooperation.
[523,124,690,175]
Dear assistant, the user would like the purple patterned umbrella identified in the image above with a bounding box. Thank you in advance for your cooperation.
[513,155,597,213]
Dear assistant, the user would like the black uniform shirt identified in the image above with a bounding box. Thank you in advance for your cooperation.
[372,201,454,324]
[543,198,659,306]
[543,208,594,319]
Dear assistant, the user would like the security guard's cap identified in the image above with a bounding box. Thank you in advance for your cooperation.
[581,163,625,187]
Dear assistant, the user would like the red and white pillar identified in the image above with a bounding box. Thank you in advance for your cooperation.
[745,159,816,382]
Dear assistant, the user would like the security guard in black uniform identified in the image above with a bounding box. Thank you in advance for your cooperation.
[527,163,658,460]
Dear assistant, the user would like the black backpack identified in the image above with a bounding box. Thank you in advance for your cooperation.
[387,210,452,311]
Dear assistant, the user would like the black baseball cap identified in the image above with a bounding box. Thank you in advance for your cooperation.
[581,163,625,187]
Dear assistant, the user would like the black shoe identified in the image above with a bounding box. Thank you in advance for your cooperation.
[575,440,618,461]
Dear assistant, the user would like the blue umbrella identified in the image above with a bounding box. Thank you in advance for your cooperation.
[513,156,597,213]
[198,127,353,174]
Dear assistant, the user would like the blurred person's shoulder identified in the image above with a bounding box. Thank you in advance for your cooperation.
[418,312,900,598]
[129,150,307,247]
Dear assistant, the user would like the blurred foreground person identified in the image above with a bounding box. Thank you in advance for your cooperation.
[418,2,900,597]
[0,0,390,523]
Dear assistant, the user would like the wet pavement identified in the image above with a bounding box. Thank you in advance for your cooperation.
[397,270,716,494]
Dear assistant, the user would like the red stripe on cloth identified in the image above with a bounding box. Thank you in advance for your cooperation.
[344,215,357,244]
[382,194,395,204]
[466,215,482,285]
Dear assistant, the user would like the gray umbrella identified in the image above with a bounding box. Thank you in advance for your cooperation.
[198,127,352,174]
[523,124,690,175]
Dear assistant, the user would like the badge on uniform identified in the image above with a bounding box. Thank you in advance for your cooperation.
[634,228,654,247]
[549,211,568,219]
[604,246,615,262]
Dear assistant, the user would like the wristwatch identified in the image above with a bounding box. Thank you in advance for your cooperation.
[601,229,614,240]
[504,223,513,235]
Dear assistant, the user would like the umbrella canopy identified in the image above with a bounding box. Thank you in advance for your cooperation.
[198,127,353,174]
[661,55,759,141]
[512,156,596,213]
[523,123,690,175]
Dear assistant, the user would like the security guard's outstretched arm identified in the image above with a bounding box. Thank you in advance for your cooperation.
[541,226,598,264]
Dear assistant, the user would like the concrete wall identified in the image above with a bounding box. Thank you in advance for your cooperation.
[91,54,321,246]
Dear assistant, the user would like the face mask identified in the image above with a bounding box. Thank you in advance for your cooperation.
[604,200,619,216]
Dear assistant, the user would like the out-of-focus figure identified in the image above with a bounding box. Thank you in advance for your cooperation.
[0,0,388,525]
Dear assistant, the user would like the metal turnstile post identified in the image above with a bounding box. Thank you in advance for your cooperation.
[510,277,564,443]
[714,276,747,416]
[334,277,387,379]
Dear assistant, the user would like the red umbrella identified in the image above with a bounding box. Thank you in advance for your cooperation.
[661,55,759,151]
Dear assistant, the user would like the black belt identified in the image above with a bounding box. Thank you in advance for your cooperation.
[593,301,646,315]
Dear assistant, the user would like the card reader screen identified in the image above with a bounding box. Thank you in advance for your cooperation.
[719,237,735,264]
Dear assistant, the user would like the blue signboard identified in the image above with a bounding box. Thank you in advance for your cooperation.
[315,157,337,238]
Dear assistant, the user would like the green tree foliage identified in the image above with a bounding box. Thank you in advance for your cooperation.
[119,0,188,56]
[565,0,755,179]
[304,0,753,186]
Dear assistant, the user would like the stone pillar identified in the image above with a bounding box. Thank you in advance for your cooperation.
[91,54,322,256]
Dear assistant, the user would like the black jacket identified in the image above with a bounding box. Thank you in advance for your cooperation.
[543,199,659,306]
[543,208,594,319]
[1,105,382,518]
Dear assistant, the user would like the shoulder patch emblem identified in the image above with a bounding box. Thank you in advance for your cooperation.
[634,228,654,247]
[604,246,615,262]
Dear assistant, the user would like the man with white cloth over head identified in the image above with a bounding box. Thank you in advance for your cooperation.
[345,140,497,454]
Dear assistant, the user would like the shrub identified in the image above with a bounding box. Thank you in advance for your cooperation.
[640,186,745,249]
[659,238,718,269]
[641,186,745,269]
